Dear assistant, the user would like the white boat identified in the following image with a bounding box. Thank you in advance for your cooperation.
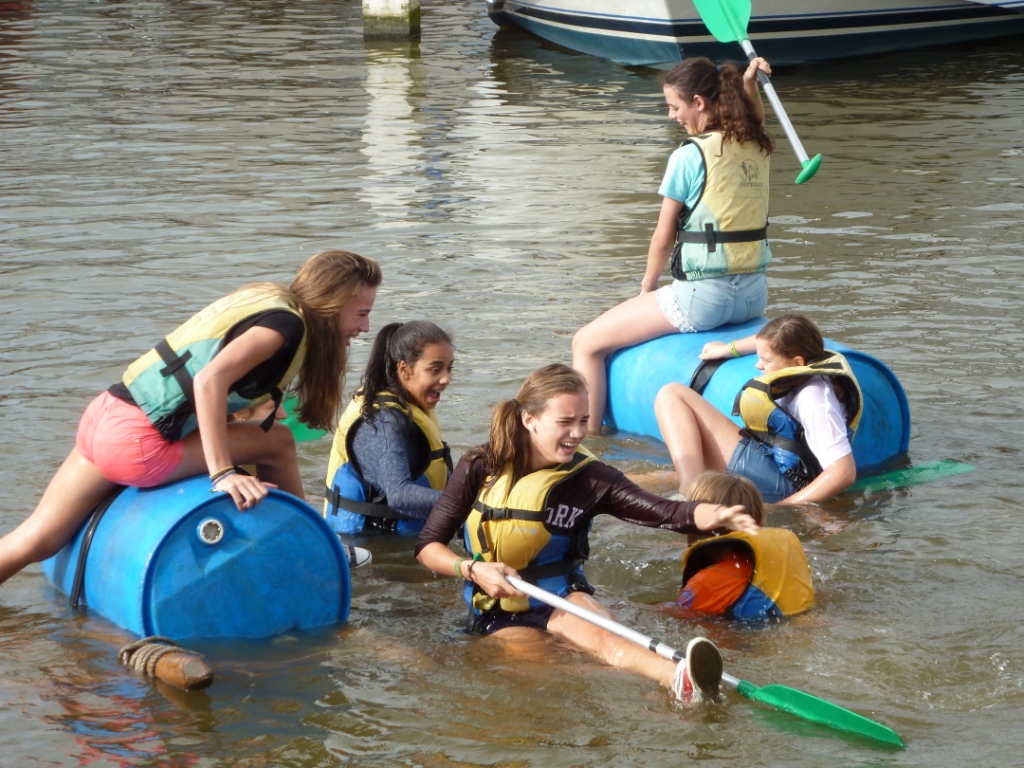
[485,0,1024,66]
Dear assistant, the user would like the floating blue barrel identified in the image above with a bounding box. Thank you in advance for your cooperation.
[605,318,910,473]
[42,476,351,640]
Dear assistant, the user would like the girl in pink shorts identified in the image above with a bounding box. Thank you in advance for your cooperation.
[0,249,382,586]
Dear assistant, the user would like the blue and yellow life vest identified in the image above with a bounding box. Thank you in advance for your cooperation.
[669,131,771,282]
[463,449,596,614]
[681,529,814,620]
[121,288,306,440]
[323,393,451,536]
[733,351,862,489]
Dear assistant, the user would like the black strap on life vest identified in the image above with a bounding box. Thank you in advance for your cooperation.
[670,223,768,280]
[69,486,126,608]
[155,339,195,407]
[324,483,403,520]
[677,224,768,253]
[156,339,280,433]
[261,387,283,433]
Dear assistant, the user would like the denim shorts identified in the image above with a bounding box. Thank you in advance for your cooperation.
[656,271,768,332]
[726,436,795,503]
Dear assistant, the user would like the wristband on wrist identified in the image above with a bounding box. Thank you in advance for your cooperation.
[467,560,479,582]
[453,557,466,578]
[730,340,741,358]
[210,465,237,483]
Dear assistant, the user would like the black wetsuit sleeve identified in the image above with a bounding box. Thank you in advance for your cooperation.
[414,453,486,557]
[552,462,700,532]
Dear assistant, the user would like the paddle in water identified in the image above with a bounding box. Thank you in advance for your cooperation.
[281,392,327,441]
[848,459,975,494]
[691,0,822,184]
[505,575,905,748]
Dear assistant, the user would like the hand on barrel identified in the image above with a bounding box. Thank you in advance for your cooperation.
[213,472,275,511]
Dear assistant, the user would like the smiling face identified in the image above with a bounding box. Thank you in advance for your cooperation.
[663,83,708,135]
[755,337,805,375]
[397,342,455,412]
[337,283,376,345]
[522,391,589,471]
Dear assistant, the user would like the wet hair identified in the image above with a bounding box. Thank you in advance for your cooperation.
[284,249,382,431]
[684,471,765,545]
[755,314,825,364]
[662,57,774,154]
[357,321,454,417]
[468,363,588,484]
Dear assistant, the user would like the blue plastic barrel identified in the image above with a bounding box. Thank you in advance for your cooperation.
[605,318,911,473]
[42,475,351,640]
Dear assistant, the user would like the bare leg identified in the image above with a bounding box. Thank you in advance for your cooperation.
[546,592,676,689]
[654,383,743,493]
[0,448,118,585]
[572,292,676,435]
[167,421,303,497]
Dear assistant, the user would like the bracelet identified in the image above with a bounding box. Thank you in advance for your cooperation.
[453,557,466,578]
[467,560,479,582]
[729,340,741,358]
[210,465,238,484]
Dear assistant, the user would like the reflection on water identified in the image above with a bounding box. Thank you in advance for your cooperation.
[2,1,1024,766]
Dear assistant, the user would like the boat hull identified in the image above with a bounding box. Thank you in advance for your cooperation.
[605,318,911,473]
[491,0,1024,66]
[42,476,351,640]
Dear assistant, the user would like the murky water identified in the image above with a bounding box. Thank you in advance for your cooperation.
[2,1,1024,766]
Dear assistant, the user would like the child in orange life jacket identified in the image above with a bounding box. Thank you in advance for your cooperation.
[662,472,813,621]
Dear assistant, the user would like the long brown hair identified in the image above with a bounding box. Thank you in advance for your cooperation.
[662,57,774,154]
[288,249,382,430]
[467,363,587,484]
[684,471,765,545]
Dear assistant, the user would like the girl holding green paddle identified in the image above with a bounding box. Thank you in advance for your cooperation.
[573,55,775,434]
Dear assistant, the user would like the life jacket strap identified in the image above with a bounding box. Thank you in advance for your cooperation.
[324,483,403,519]
[155,339,195,405]
[676,224,768,253]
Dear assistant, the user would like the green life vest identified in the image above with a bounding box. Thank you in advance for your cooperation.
[121,289,306,440]
[670,131,771,281]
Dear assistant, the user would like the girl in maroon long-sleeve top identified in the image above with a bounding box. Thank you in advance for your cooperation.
[416,364,759,703]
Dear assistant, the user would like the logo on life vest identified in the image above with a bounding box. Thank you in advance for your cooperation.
[739,160,761,186]
[546,503,585,529]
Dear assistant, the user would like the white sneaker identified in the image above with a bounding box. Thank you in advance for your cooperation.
[671,637,722,703]
[345,545,372,569]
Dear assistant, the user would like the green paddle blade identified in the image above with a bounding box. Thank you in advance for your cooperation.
[735,679,905,748]
[796,154,823,184]
[691,0,751,43]
[281,393,328,442]
[847,460,976,494]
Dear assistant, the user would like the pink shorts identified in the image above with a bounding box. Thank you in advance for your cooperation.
[75,391,185,487]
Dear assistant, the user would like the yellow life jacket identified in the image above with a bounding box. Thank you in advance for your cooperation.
[670,131,771,281]
[121,288,306,440]
[681,528,814,619]
[733,351,862,488]
[323,393,450,534]
[465,449,596,614]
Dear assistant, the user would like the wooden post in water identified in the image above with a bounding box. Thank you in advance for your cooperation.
[363,0,421,39]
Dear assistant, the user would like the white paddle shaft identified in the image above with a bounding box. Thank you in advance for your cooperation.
[504,574,742,687]
[740,39,810,164]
